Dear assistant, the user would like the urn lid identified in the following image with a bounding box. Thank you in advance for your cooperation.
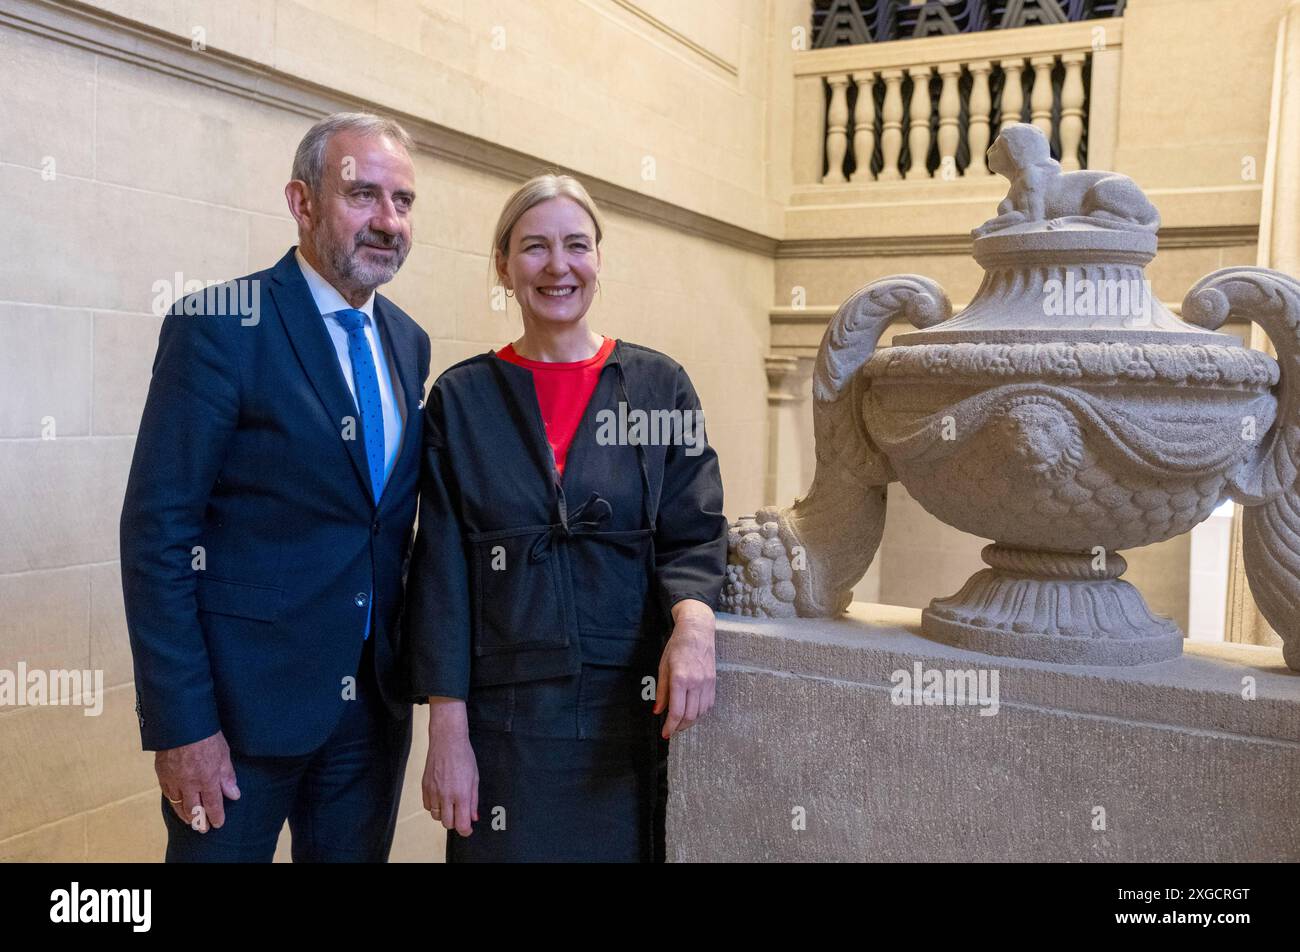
[891,124,1238,349]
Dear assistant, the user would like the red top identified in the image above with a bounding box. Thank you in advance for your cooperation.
[495,336,616,477]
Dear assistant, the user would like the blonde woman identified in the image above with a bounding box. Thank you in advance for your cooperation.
[402,174,727,862]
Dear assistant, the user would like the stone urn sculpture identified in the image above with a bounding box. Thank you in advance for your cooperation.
[723,122,1300,670]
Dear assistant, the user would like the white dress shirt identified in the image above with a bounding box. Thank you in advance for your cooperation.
[294,248,403,490]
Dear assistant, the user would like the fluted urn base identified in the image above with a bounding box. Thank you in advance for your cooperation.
[921,545,1183,665]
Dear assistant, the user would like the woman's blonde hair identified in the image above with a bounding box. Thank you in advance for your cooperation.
[490,173,603,287]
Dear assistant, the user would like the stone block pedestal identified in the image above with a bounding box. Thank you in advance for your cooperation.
[667,603,1300,861]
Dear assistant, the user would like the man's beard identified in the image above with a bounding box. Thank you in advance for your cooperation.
[316,225,410,292]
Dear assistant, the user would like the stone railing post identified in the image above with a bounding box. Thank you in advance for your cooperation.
[968,60,994,175]
[1000,57,1026,125]
[823,73,850,184]
[878,68,905,181]
[850,71,875,182]
[1029,54,1056,141]
[1059,51,1087,169]
[905,67,932,178]
[936,62,962,180]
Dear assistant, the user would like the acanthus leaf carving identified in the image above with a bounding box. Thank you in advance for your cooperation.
[721,275,952,618]
[1184,268,1300,668]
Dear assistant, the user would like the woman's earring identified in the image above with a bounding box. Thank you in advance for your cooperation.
[505,288,514,298]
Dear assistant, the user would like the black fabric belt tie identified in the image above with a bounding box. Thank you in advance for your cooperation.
[528,491,613,563]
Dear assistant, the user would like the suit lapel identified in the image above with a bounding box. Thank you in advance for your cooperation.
[268,249,375,504]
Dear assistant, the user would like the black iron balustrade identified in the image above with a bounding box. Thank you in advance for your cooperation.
[812,0,1126,48]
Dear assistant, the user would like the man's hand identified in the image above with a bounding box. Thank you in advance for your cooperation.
[155,730,240,832]
[424,697,479,837]
[654,598,717,739]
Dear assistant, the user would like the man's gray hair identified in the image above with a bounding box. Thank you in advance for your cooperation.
[291,112,413,193]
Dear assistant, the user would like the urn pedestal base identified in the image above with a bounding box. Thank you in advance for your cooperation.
[920,545,1184,665]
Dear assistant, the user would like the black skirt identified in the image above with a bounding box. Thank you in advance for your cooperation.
[445,663,669,863]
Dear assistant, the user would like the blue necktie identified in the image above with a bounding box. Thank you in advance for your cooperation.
[333,308,386,504]
[333,307,384,641]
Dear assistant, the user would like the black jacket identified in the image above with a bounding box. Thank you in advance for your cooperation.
[402,340,727,700]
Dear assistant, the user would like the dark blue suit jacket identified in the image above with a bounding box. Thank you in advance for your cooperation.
[120,248,431,756]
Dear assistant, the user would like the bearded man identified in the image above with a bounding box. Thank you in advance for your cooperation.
[120,113,430,862]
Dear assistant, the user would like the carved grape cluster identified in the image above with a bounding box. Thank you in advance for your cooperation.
[720,508,799,618]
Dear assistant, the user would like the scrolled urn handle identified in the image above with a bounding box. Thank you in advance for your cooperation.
[721,276,952,618]
[1184,267,1300,669]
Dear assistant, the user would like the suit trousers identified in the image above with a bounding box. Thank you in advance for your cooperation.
[160,636,412,862]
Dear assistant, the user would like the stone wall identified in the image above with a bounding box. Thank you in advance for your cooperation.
[0,0,791,861]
